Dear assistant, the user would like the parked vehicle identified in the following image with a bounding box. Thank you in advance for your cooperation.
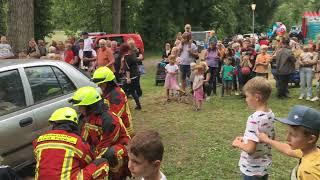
[0,59,97,170]
[93,33,145,55]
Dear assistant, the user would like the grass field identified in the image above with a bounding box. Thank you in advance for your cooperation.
[130,54,320,180]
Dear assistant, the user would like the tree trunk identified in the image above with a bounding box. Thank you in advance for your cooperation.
[112,0,121,33]
[7,0,34,55]
[120,0,127,33]
[0,0,7,36]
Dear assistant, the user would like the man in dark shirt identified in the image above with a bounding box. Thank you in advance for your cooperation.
[121,43,141,110]
[275,37,296,99]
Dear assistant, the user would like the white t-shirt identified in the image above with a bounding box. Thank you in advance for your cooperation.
[239,111,275,176]
[0,44,13,58]
[165,64,178,73]
[179,43,197,65]
[141,171,167,180]
[83,38,93,51]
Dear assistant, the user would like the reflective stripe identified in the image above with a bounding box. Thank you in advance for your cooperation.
[61,149,74,180]
[125,101,132,122]
[118,118,130,139]
[117,105,125,117]
[83,123,103,141]
[84,155,92,164]
[77,170,84,180]
[97,147,109,159]
[92,164,109,179]
[35,143,92,179]
[35,143,85,160]
[37,134,78,144]
[112,128,120,143]
[34,149,42,180]
[104,98,110,107]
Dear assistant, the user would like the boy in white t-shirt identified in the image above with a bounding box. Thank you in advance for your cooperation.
[81,32,94,58]
[232,77,275,179]
[128,130,167,180]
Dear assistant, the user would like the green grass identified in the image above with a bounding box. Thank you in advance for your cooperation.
[129,53,320,179]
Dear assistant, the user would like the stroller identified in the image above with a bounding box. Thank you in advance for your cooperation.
[155,60,169,86]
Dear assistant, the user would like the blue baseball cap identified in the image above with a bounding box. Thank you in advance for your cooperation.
[278,105,320,131]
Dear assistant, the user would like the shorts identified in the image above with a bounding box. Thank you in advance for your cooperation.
[180,65,191,80]
[83,51,93,58]
[223,80,232,89]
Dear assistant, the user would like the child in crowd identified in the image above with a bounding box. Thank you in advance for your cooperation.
[81,32,94,59]
[128,130,167,180]
[258,105,320,180]
[193,65,204,111]
[47,46,57,59]
[220,57,234,96]
[164,55,180,101]
[189,62,197,92]
[200,61,211,101]
[239,55,253,93]
[170,47,182,64]
[232,77,275,179]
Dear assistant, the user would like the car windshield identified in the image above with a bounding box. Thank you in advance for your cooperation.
[192,32,206,41]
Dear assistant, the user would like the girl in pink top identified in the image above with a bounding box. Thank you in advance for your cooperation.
[164,55,180,101]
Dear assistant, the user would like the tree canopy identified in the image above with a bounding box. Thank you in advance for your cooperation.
[1,0,320,50]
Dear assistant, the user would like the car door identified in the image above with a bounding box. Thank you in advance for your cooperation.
[24,65,77,138]
[0,68,37,168]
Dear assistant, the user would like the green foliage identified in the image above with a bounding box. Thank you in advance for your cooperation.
[52,0,112,34]
[121,0,142,33]
[0,0,7,36]
[34,0,54,40]
[138,0,282,49]
[272,0,320,28]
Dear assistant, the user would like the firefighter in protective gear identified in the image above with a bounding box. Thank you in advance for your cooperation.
[70,86,130,179]
[33,107,109,180]
[92,66,134,136]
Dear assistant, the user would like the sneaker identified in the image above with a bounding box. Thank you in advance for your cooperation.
[306,97,311,101]
[311,96,319,102]
[298,95,304,100]
[235,92,240,96]
[206,97,211,102]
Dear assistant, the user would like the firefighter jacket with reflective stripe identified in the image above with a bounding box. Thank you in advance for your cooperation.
[103,86,133,136]
[33,129,109,180]
[80,102,130,159]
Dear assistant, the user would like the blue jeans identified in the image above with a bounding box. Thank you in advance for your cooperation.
[243,174,268,180]
[300,67,314,97]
